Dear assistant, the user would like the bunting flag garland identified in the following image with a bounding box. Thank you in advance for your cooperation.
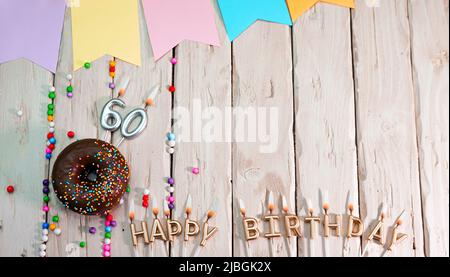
[142,0,220,60]
[71,0,141,70]
[0,0,358,72]
[217,0,292,41]
[286,0,355,22]
[0,0,66,72]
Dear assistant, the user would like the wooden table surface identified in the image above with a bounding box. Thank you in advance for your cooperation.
[0,0,448,257]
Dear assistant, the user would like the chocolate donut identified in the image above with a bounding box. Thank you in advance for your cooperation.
[52,139,129,215]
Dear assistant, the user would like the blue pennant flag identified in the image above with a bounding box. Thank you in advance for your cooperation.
[217,0,293,41]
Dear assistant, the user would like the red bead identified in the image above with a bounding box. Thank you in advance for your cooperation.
[142,202,149,208]
[109,66,115,72]
[106,214,113,221]
[6,185,14,193]
[142,195,149,200]
[168,85,176,93]
[67,131,75,138]
[47,133,54,139]
[49,144,55,150]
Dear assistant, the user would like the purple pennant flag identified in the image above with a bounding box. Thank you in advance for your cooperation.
[0,0,66,72]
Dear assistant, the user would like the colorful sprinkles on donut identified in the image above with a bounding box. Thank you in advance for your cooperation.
[52,139,130,215]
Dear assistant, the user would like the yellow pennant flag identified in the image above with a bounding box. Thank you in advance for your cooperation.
[71,0,141,70]
[286,0,355,22]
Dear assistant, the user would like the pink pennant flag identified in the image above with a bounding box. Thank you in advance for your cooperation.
[142,0,220,60]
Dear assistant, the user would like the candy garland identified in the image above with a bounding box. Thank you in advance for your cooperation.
[66,74,74,98]
[40,86,58,257]
[101,59,117,258]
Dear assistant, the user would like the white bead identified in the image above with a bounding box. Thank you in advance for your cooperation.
[17,110,23,117]
[49,122,55,127]
[66,74,73,80]
[46,141,51,146]
[166,147,175,154]
[49,86,56,92]
[42,229,49,235]
[40,244,47,251]
[166,140,176,147]
[143,189,150,195]
[119,198,124,205]
[54,228,62,236]
[104,239,111,245]
[39,250,46,257]
[167,186,175,193]
[42,235,49,242]
[49,127,55,133]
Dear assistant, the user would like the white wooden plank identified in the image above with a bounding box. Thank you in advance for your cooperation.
[112,2,172,257]
[408,0,449,257]
[170,1,232,257]
[292,3,360,257]
[0,60,53,257]
[46,9,114,257]
[232,22,296,257]
[351,0,424,256]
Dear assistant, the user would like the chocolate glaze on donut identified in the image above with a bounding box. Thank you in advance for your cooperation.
[52,139,129,215]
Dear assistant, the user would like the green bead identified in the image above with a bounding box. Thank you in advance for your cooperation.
[105,232,111,239]
[48,92,56,99]
[79,241,86,248]
[66,85,73,93]
[52,215,59,223]
[126,186,131,193]
[43,196,50,202]
[47,110,54,116]
[47,104,54,110]
[84,62,91,69]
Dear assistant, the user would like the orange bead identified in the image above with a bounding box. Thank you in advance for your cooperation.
[49,223,56,231]
[109,60,116,67]
[109,72,115,78]
[47,115,54,122]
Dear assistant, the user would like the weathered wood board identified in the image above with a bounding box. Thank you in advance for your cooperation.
[171,2,232,257]
[292,3,359,257]
[112,2,172,257]
[351,0,424,257]
[232,21,296,257]
[0,60,53,257]
[408,0,449,257]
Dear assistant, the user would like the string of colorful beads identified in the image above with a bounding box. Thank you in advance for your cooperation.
[168,57,177,93]
[103,213,116,257]
[109,60,116,79]
[40,85,58,257]
[166,177,175,210]
[66,74,73,98]
[142,189,150,208]
[166,132,176,154]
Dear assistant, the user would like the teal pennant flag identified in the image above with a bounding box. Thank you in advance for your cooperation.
[217,0,292,41]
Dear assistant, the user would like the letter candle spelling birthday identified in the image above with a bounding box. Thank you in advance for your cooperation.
[361,203,387,256]
[239,198,253,257]
[263,191,279,256]
[385,210,408,256]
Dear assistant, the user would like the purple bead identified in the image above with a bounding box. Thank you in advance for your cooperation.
[42,179,49,186]
[168,203,175,210]
[110,220,117,227]
[167,177,175,185]
[43,187,50,194]
[88,227,96,234]
[67,92,73,98]
[109,82,116,89]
